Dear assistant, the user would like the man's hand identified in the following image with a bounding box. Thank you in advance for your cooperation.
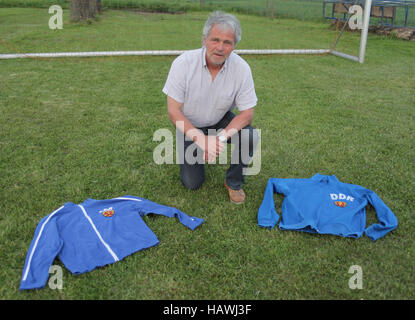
[195,135,226,163]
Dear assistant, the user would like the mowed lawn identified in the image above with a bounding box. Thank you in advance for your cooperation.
[0,8,414,299]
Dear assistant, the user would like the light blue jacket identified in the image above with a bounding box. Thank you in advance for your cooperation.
[257,174,398,241]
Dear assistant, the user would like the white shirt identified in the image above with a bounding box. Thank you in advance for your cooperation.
[162,47,257,128]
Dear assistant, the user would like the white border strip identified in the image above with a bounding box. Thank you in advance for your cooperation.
[78,204,119,262]
[0,49,331,60]
[22,205,65,281]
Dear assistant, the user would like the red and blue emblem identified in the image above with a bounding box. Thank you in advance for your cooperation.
[334,201,347,208]
[100,207,115,217]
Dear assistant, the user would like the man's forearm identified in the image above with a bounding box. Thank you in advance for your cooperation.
[168,107,205,144]
[222,109,254,140]
[168,107,224,159]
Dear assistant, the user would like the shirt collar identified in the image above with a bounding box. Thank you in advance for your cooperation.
[202,46,207,68]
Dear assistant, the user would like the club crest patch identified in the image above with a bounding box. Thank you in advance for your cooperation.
[334,201,347,208]
[100,207,115,217]
[330,193,354,208]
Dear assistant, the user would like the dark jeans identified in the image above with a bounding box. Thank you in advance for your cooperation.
[178,112,259,190]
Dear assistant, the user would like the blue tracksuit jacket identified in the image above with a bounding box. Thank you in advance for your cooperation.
[257,174,398,241]
[19,196,204,290]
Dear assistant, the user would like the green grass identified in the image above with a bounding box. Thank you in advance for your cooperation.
[0,7,415,300]
[1,0,414,26]
[0,7,361,54]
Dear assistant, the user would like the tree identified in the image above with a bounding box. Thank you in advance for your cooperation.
[97,0,102,13]
[70,0,102,22]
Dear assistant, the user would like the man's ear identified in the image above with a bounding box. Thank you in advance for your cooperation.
[202,36,207,47]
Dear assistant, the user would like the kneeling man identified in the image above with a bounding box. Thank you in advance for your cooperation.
[162,11,260,204]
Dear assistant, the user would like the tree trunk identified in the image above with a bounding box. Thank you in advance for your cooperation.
[70,0,98,22]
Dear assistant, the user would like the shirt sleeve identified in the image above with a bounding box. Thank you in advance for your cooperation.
[19,206,65,290]
[362,189,398,241]
[235,63,257,111]
[257,178,308,229]
[162,54,187,104]
[257,178,284,229]
[133,197,204,230]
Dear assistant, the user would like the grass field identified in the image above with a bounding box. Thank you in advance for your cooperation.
[0,5,414,300]
[1,0,414,27]
[0,6,361,54]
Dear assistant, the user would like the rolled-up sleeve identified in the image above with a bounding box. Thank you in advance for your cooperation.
[235,64,257,111]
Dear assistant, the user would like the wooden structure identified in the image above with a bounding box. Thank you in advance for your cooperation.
[323,0,413,27]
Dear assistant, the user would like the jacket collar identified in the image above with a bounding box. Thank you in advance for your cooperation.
[311,173,339,183]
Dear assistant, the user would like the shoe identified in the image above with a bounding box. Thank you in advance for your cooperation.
[224,180,245,204]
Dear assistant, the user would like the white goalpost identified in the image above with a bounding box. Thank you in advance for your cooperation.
[331,0,373,63]
[358,0,373,63]
[0,0,373,63]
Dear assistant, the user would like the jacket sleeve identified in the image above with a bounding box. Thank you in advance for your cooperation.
[19,206,64,290]
[257,178,306,229]
[363,189,398,241]
[131,197,204,230]
[258,178,293,229]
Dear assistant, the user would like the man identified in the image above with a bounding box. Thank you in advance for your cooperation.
[162,11,259,204]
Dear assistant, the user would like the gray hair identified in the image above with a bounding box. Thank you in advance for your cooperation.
[202,11,242,45]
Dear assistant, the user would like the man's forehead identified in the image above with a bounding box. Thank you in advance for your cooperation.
[208,24,235,40]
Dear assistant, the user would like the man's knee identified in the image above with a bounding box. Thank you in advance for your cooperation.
[180,176,204,190]
[180,166,205,190]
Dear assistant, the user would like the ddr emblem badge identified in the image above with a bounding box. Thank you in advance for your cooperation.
[100,207,115,217]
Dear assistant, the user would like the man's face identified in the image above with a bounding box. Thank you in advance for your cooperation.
[203,24,235,67]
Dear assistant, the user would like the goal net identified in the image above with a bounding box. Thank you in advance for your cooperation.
[0,0,374,63]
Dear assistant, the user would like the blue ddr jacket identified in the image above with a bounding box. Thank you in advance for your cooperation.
[19,196,204,290]
[257,174,398,241]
